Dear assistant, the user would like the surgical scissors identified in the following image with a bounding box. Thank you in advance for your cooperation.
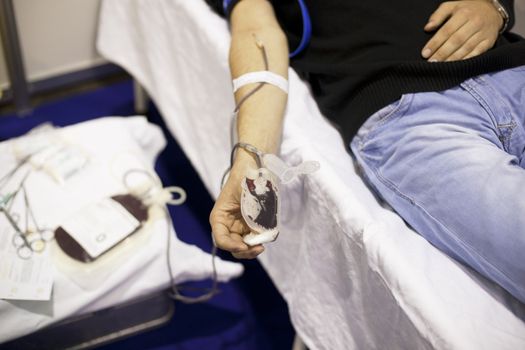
[0,154,33,192]
[1,205,33,259]
[1,172,53,259]
[1,202,53,260]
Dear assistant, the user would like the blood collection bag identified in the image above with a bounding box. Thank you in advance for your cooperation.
[240,168,280,246]
[55,194,148,263]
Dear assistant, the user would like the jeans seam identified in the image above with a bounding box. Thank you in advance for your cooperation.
[379,94,407,122]
[410,196,523,295]
[365,155,523,293]
[461,79,515,152]
[362,94,414,143]
[374,168,416,205]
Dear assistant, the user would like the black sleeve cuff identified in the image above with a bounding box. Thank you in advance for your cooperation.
[203,0,242,19]
[224,0,243,19]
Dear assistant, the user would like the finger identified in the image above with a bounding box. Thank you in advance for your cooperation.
[230,218,251,235]
[232,245,265,259]
[445,31,483,61]
[211,222,249,252]
[423,15,470,61]
[424,2,454,32]
[431,22,480,61]
[463,39,493,60]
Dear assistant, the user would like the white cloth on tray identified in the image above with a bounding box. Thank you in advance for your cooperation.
[0,117,243,343]
[97,1,525,349]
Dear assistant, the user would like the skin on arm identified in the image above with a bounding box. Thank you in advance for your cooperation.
[209,0,289,259]
[421,0,505,62]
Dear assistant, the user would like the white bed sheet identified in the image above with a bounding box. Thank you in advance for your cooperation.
[0,117,243,343]
[97,2,525,349]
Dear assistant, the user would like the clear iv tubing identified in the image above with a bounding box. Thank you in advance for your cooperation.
[164,208,220,304]
[223,37,270,188]
[222,0,311,58]
[123,168,219,304]
[263,153,320,184]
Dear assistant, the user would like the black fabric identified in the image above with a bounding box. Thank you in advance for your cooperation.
[205,0,525,144]
[204,0,239,17]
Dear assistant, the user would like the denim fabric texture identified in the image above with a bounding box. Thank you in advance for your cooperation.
[351,66,525,303]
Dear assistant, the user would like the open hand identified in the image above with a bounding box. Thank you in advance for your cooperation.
[210,168,265,259]
[422,0,503,62]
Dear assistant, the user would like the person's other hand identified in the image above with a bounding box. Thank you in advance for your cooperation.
[421,0,503,62]
[210,162,265,259]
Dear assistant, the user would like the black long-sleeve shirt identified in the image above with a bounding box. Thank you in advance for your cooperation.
[207,0,525,144]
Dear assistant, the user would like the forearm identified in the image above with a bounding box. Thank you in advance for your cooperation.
[229,0,289,174]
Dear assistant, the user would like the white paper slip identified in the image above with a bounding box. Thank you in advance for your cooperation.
[0,223,54,301]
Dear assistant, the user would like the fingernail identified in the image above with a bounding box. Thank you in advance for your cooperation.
[422,48,432,58]
[424,21,434,30]
[429,58,438,63]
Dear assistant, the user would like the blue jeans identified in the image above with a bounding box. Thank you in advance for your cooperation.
[351,66,525,303]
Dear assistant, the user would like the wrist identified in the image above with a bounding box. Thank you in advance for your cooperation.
[229,141,271,179]
[490,0,510,33]
[229,150,258,180]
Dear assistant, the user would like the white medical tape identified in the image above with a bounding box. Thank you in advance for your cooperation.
[232,71,288,94]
